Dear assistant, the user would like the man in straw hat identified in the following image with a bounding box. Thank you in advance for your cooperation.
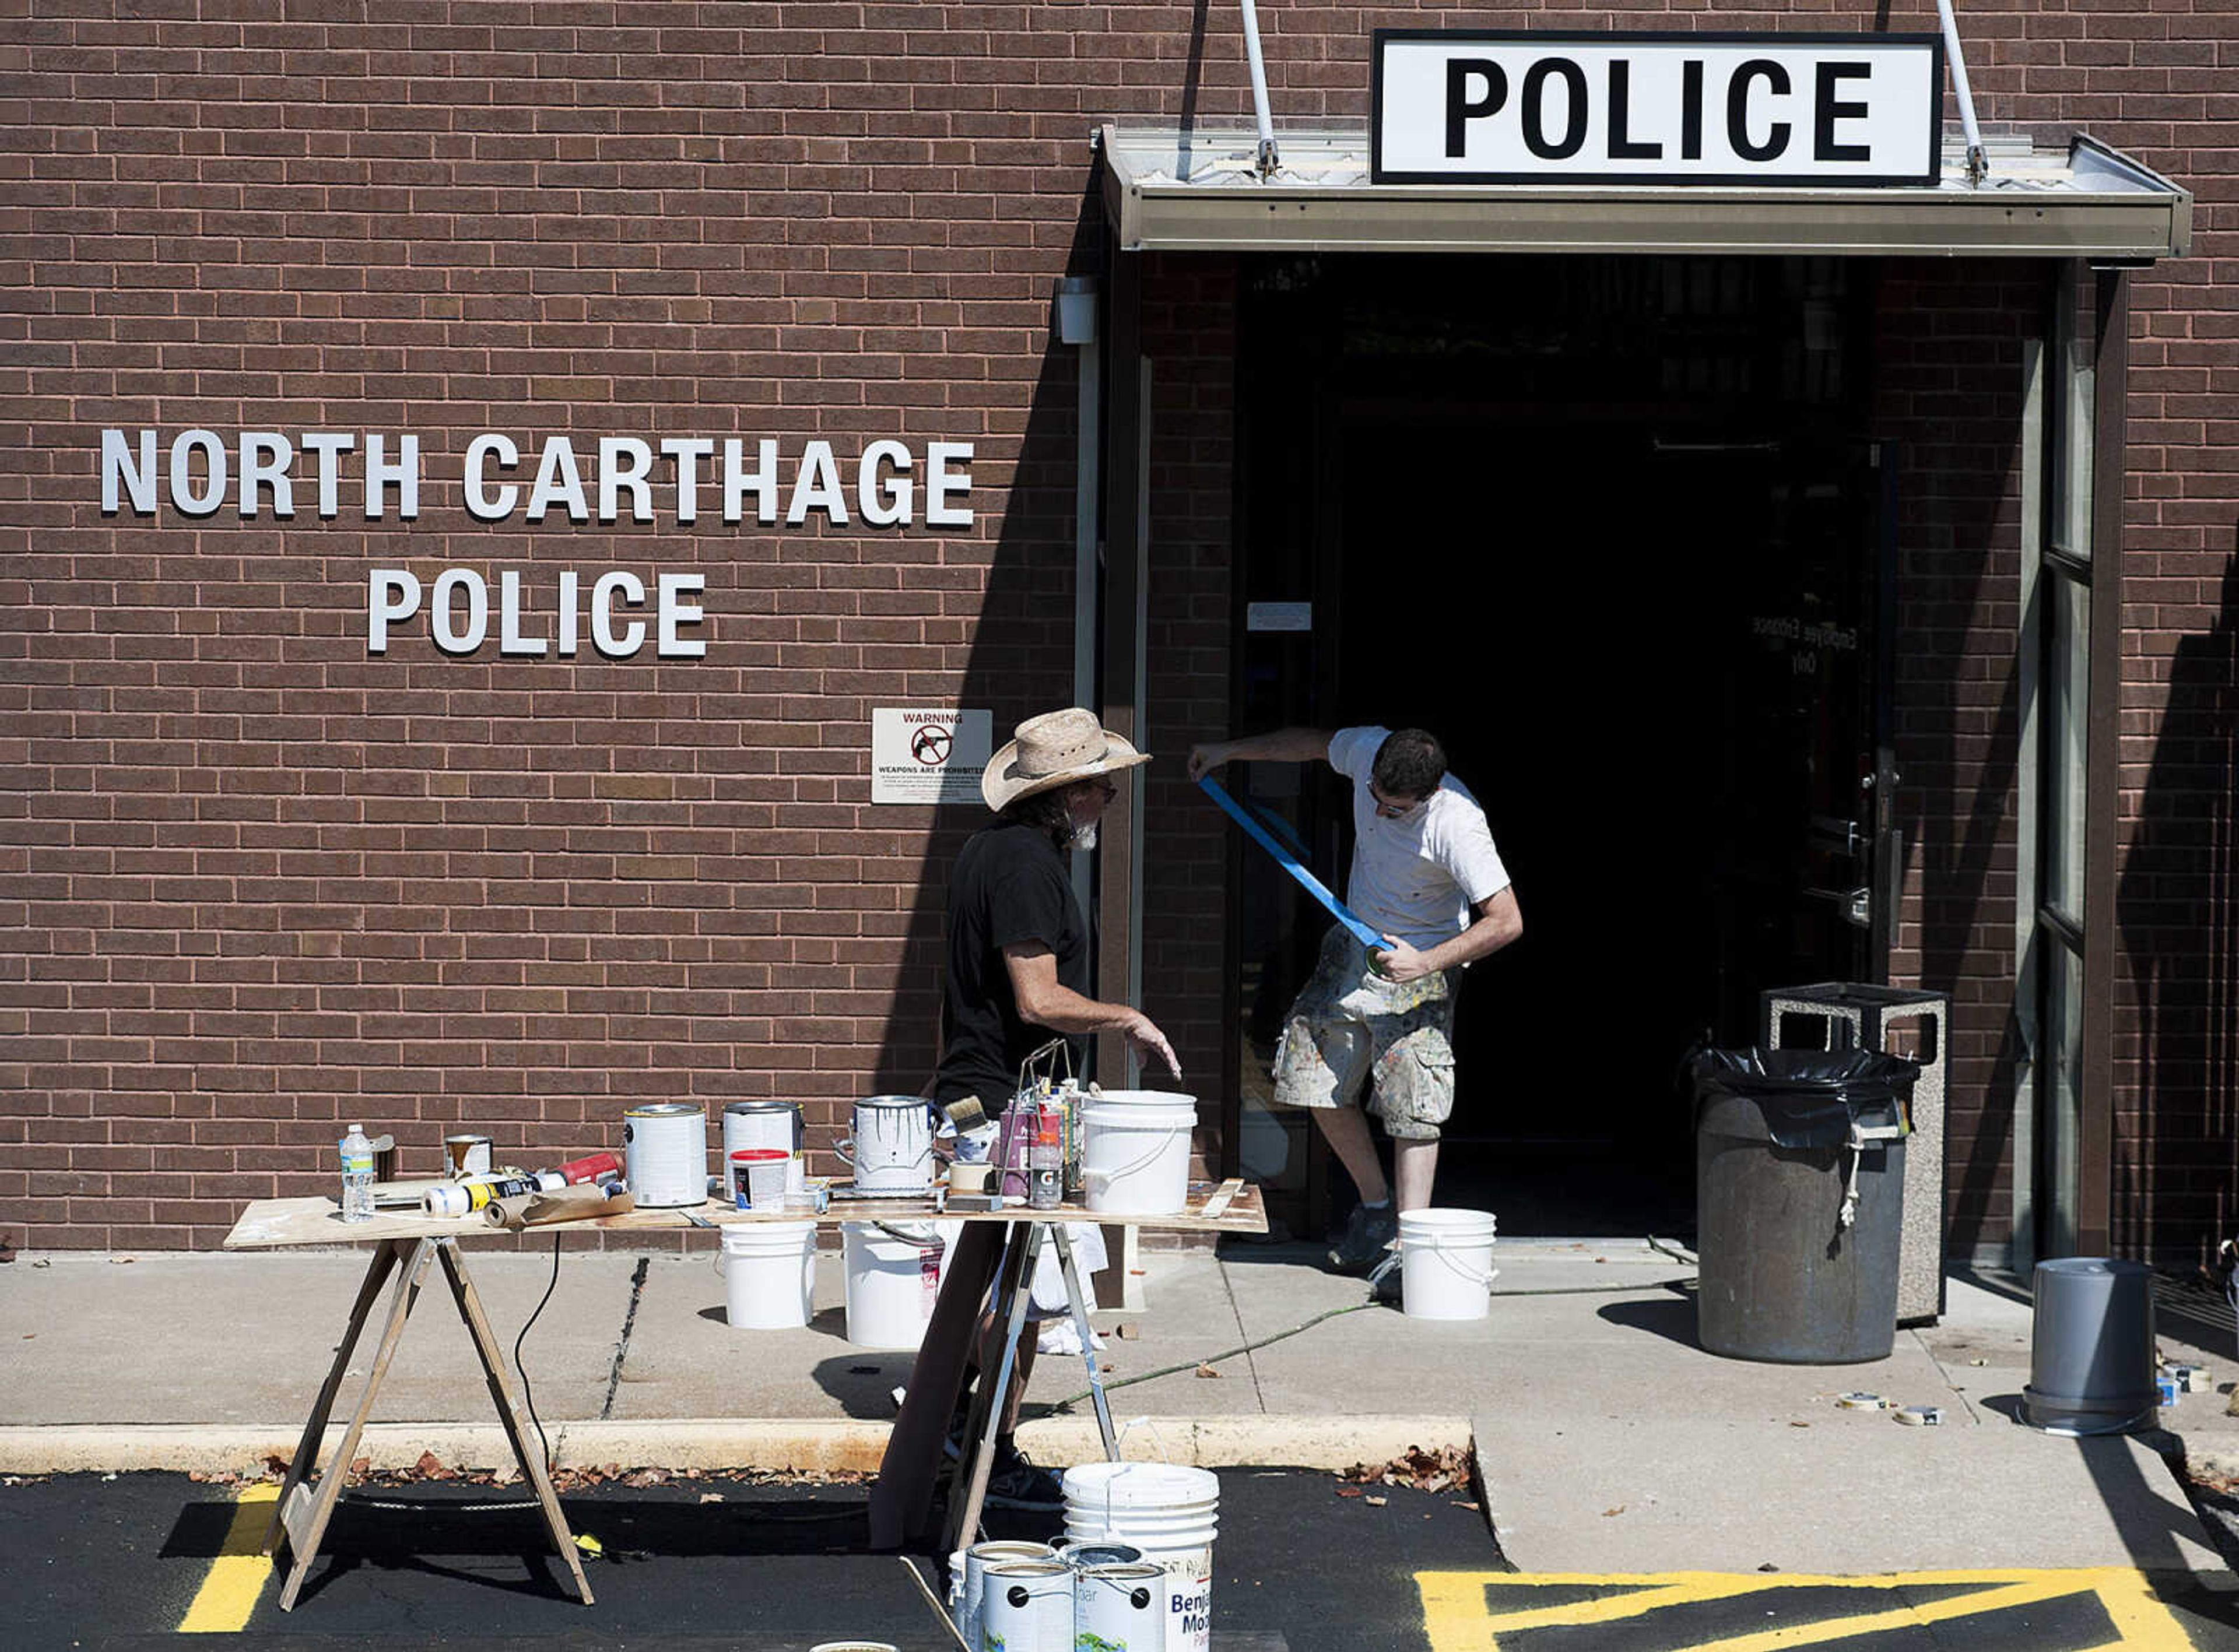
[936,707,1182,1107]
[927,708,1182,1509]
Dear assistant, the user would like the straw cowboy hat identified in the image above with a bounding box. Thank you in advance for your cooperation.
[981,707,1151,811]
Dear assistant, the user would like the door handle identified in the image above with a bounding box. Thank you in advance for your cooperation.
[1809,816,1866,855]
[1803,885,1873,929]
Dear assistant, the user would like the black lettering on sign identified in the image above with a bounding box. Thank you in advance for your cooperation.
[1681,59,1705,160]
[1522,58,1588,160]
[1728,59,1791,162]
[1608,60,1661,159]
[1814,61,1872,160]
[1445,59,1507,156]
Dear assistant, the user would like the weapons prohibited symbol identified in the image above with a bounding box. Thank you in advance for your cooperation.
[910,725,952,766]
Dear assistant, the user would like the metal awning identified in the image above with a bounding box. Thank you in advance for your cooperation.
[1099,125,2190,259]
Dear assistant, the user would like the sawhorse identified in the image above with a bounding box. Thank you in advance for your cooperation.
[261,1236,595,1611]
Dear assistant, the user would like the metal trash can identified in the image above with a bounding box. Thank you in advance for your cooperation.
[1691,1048,1919,1364]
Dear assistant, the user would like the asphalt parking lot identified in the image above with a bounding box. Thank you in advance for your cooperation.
[0,1465,1498,1649]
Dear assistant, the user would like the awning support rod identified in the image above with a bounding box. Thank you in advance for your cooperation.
[1933,0,1989,185]
[1238,0,1279,178]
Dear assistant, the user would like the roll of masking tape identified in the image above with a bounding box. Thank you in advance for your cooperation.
[1893,1405,1942,1426]
[1836,1393,1887,1411]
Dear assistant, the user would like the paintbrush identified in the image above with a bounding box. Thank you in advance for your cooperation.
[943,1095,988,1134]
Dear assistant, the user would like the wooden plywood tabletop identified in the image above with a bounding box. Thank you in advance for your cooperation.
[222,1180,1267,1250]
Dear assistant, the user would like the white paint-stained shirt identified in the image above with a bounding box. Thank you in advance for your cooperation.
[1327,725,1511,952]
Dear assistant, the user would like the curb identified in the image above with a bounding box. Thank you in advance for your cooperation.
[0,1414,1472,1478]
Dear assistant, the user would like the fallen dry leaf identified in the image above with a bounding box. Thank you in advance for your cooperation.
[349,1457,371,1478]
[1335,1485,1364,1499]
[1602,1506,1626,1517]
[699,1492,725,1505]
[1195,1363,1221,1379]
[1364,1495,1388,1507]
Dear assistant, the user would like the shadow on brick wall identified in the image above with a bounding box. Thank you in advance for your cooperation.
[2118,542,2239,1267]
[858,181,1110,1103]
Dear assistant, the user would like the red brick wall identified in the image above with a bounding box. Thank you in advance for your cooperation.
[2,2,2234,1261]
[1872,262,2037,1265]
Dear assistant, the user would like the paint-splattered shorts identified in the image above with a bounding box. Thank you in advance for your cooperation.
[1271,926,1460,1141]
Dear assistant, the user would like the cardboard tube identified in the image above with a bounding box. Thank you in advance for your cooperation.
[485,1184,634,1230]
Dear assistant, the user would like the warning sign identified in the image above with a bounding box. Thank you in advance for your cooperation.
[872,708,991,805]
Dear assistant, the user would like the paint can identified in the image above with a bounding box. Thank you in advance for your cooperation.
[1073,1560,1164,1651]
[623,1103,708,1208]
[443,1134,493,1178]
[836,1095,935,1194]
[954,1539,1057,1650]
[724,1100,806,1191]
[1059,1542,1142,1571]
[728,1147,791,1210]
[978,1559,1072,1652]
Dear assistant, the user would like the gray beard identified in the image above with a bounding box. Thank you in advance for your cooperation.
[1064,820,1099,852]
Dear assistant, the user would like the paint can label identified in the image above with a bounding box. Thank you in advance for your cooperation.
[1159,1548,1213,1652]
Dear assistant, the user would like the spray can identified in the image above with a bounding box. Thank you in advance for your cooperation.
[553,1151,622,1186]
[1029,1102,1062,1210]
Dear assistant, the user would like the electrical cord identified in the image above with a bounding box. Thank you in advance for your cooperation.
[516,1230,564,1474]
[1048,1267,1700,1412]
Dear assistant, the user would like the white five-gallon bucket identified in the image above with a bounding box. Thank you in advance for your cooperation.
[841,1221,947,1349]
[1062,1462,1219,1652]
[717,1220,816,1330]
[1082,1092,1196,1216]
[1398,1208,1498,1321]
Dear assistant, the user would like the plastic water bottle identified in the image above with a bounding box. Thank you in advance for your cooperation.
[339,1123,376,1223]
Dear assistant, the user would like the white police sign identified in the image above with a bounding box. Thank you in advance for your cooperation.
[1374,32,1943,186]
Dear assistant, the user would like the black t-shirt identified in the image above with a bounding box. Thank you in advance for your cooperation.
[935,818,1089,1107]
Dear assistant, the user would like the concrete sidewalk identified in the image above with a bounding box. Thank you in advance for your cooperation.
[2,1235,2235,1580]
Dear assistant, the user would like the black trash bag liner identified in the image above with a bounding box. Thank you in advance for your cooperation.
[1690,1047,1918,1151]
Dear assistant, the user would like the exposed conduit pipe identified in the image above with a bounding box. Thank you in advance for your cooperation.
[1933,0,1989,186]
[1238,0,1279,178]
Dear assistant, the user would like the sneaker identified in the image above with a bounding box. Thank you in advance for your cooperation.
[1328,1201,1398,1273]
[982,1446,1064,1511]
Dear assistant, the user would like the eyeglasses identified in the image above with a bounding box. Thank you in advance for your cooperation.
[1087,778,1118,801]
[1368,785,1422,820]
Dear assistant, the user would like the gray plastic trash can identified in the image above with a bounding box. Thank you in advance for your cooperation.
[2023,1258,2157,1435]
[1691,1048,1918,1364]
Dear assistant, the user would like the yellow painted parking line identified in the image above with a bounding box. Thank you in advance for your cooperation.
[1417,1567,2199,1651]
[176,1481,279,1634]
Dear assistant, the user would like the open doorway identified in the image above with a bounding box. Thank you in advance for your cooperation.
[1226,253,1890,1240]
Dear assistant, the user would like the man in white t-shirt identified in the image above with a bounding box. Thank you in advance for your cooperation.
[1189,727,1524,1278]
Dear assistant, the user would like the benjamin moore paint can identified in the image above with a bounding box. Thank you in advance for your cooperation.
[623,1103,707,1207]
[978,1559,1071,1652]
[956,1539,1057,1649]
[1074,1560,1164,1651]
